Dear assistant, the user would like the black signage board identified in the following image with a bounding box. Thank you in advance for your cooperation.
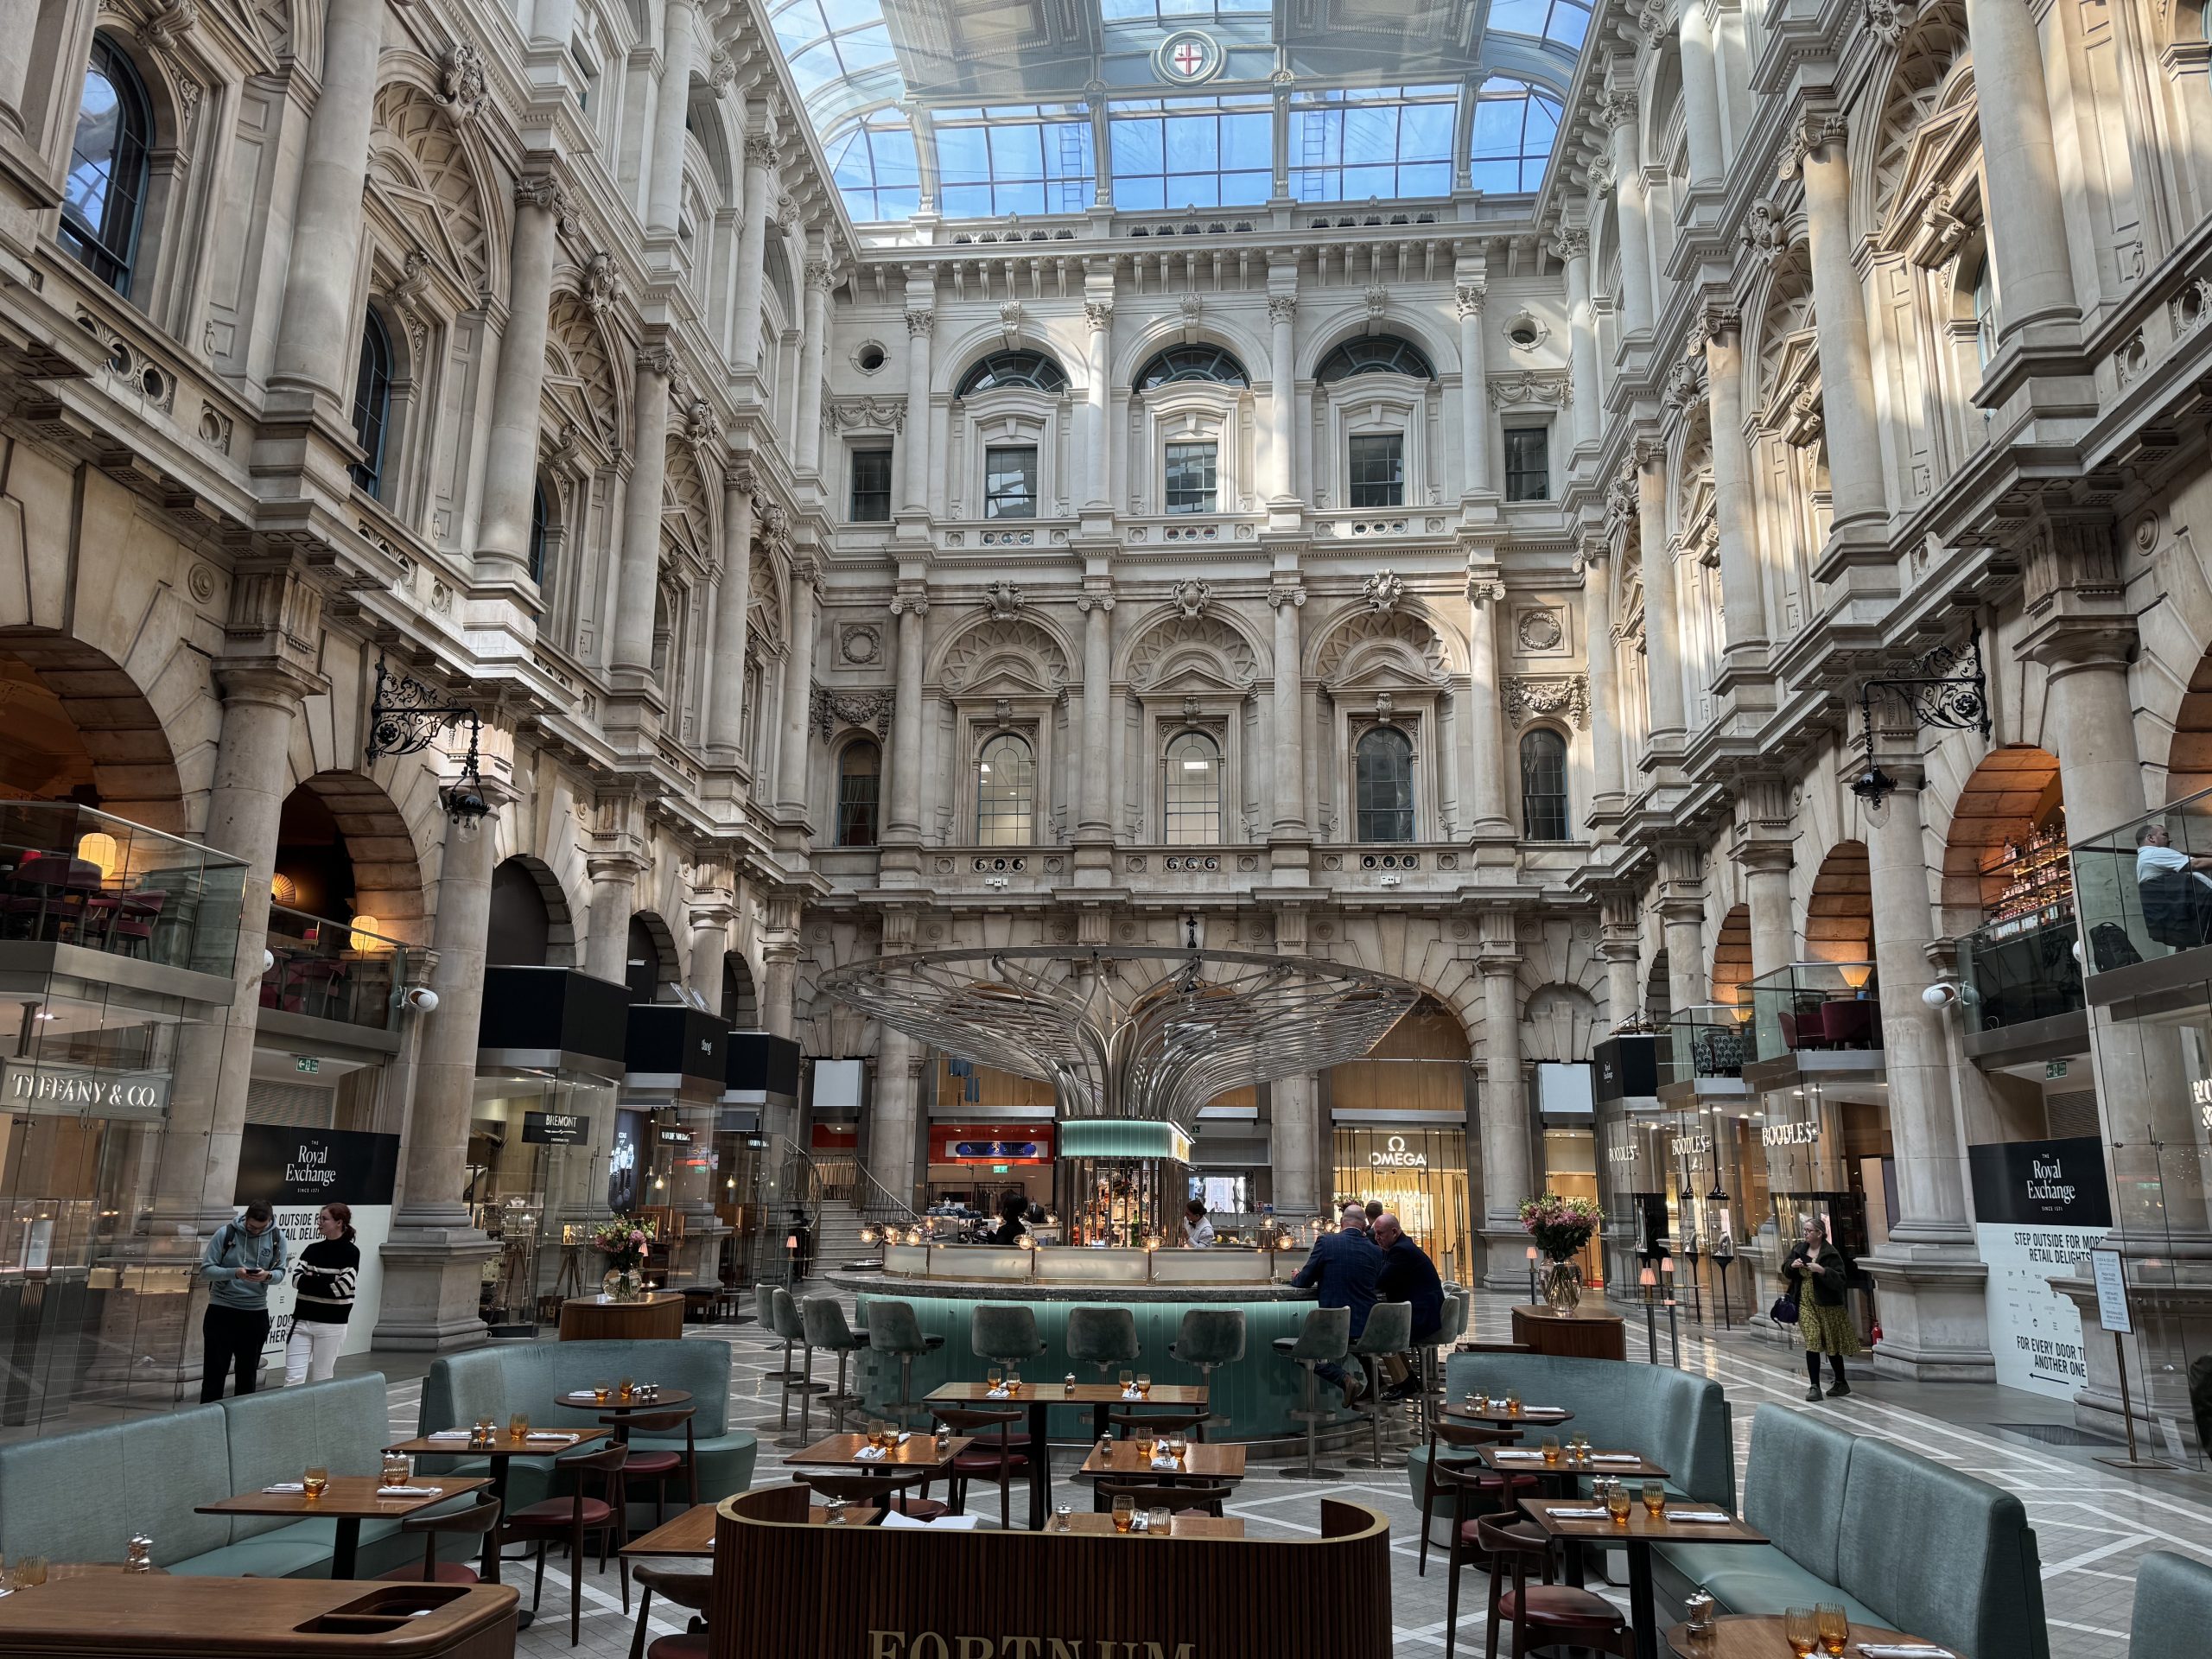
[1967,1135,2113,1228]
[234,1124,400,1207]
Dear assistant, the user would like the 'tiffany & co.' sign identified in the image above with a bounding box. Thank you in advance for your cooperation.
[0,1060,170,1119]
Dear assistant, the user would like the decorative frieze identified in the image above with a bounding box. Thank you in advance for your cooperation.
[810,686,894,741]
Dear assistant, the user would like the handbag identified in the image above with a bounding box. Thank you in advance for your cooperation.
[1770,1291,1801,1325]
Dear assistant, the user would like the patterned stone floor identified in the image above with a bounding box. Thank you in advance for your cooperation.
[357,1287,2212,1659]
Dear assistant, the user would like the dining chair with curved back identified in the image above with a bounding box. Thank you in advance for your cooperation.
[1467,1513,1629,1659]
[504,1440,631,1646]
[1416,1421,1536,1577]
[931,1404,1028,1529]
[608,1407,697,1531]
[372,1491,503,1584]
[626,1564,715,1659]
[1094,1479,1235,1519]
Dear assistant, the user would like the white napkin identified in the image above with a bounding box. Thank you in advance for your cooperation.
[985,1387,1011,1399]
[897,1431,914,1445]
[1665,1510,1733,1523]
[426,1431,472,1441]
[525,1432,578,1442]
[261,1483,307,1494]
[881,1511,979,1529]
[852,1445,889,1462]
[377,1486,442,1497]
[1856,1648,1951,1658]
[1542,1506,1609,1519]
[1589,1454,1641,1464]
[1493,1450,1545,1460]
[1521,1407,1566,1416]
[1148,1454,1179,1471]
[1122,1389,1141,1400]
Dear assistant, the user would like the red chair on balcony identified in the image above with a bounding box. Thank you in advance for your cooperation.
[1821,999,1878,1049]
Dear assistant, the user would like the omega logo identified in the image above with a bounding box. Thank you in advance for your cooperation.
[1369,1135,1430,1169]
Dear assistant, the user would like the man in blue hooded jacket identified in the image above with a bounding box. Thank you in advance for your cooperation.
[200,1200,289,1401]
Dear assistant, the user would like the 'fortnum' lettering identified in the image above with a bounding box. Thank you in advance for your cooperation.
[869,1637,1196,1659]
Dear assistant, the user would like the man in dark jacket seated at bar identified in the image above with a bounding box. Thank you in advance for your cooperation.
[1371,1211,1444,1401]
[1291,1202,1386,1405]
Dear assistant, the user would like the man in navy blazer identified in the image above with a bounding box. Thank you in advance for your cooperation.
[1290,1202,1388,1404]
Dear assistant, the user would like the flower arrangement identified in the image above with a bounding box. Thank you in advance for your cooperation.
[588,1216,656,1273]
[1519,1193,1602,1263]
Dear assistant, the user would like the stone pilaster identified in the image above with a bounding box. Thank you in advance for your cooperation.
[1477,907,1532,1288]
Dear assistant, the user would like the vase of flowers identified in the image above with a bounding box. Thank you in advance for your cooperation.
[589,1216,655,1302]
[1518,1193,1603,1313]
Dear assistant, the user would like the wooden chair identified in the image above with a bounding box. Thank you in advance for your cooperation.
[800,1469,948,1521]
[373,1492,502,1584]
[931,1405,1027,1529]
[607,1407,698,1530]
[1094,1479,1234,1519]
[1417,1423,1538,1578]
[1471,1514,1630,1659]
[626,1564,715,1659]
[502,1440,630,1645]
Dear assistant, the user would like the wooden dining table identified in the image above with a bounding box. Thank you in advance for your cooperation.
[194,1475,487,1580]
[1663,1614,1942,1659]
[621,1500,879,1560]
[1054,1512,1245,1538]
[1520,1497,1769,1659]
[385,1427,607,1594]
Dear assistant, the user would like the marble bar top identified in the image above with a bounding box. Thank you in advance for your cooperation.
[827,1271,1320,1305]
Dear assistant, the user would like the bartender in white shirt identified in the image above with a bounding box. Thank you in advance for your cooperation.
[1182,1198,1215,1249]
[2136,822,2212,890]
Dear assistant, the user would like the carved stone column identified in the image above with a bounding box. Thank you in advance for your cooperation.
[1465,574,1511,838]
[1075,589,1116,842]
[1477,910,1533,1288]
[1676,2,1726,194]
[1457,277,1491,495]
[776,560,821,829]
[1963,0,2079,343]
[476,175,573,590]
[731,133,776,377]
[795,257,832,476]
[1267,582,1309,868]
[1266,281,1298,504]
[1658,842,1707,1014]
[1553,230,1600,454]
[1602,95,1654,339]
[1790,113,1889,545]
[1578,539,1625,821]
[705,465,757,767]
[1700,304,1765,668]
[610,345,675,685]
[1733,776,1796,980]
[884,591,929,850]
[644,0,696,236]
[1634,441,1687,744]
[900,289,935,517]
[1599,891,1642,1029]
[1083,287,1113,510]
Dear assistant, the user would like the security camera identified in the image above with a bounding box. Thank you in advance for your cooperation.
[262,949,275,973]
[1920,982,1958,1009]
[401,986,440,1014]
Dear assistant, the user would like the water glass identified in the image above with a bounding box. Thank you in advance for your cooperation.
[1118,1370,1135,1392]
[1135,1429,1158,1459]
[986,1366,1004,1390]
[1147,1506,1173,1537]
[1007,1370,1022,1394]
[1111,1495,1135,1533]
[1135,1374,1153,1397]
[1640,1480,1667,1518]
[1783,1607,1818,1657]
[1605,1484,1631,1525]
[382,1453,411,1486]
[302,1466,330,1501]
[1503,1390,1522,1415]
[592,1383,612,1404]
[1815,1604,1850,1657]
[1540,1437,1561,1465]
[9,1557,46,1591]
[507,1413,530,1441]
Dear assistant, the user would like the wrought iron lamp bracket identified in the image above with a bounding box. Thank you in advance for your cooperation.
[365,658,488,823]
[1851,628,1991,806]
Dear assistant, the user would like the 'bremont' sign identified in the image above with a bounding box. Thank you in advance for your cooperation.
[870,1637,1195,1659]
[1,1061,169,1119]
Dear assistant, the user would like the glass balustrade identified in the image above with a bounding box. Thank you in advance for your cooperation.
[2073,783,2212,976]
[1742,962,1883,1065]
[1656,1004,1752,1090]
[0,802,246,977]
[260,906,424,1033]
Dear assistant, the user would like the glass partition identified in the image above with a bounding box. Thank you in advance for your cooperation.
[1656,1005,1751,1089]
[2073,782,2212,973]
[262,906,427,1033]
[1744,962,1882,1064]
[0,801,246,977]
[1956,918,2083,1030]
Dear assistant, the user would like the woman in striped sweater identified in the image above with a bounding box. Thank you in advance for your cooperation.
[284,1202,359,1385]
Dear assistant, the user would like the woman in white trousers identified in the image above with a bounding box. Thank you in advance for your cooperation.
[284,1203,359,1384]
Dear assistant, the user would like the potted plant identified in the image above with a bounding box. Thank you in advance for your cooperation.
[589,1215,656,1302]
[1518,1193,1603,1313]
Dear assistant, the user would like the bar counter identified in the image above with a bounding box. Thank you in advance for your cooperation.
[0,1576,518,1659]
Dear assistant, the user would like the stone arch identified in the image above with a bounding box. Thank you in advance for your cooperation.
[747,543,786,649]
[1803,840,1873,961]
[1710,903,1753,1005]
[1309,604,1458,684]
[724,953,760,1027]
[1935,744,2063,932]
[932,615,1073,693]
[1865,2,1974,229]
[1751,243,1816,403]
[368,81,499,300]
[1120,609,1264,689]
[545,290,626,452]
[0,628,193,832]
[1522,981,1602,1063]
[626,909,683,1002]
[275,769,429,936]
[1111,318,1269,393]
[2165,646,2212,801]
[487,853,581,967]
[1295,311,1456,383]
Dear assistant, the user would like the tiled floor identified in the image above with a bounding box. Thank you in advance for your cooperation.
[363,1288,2212,1659]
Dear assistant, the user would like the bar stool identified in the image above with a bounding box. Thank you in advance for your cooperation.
[1414,1292,1466,1440]
[1272,1306,1350,1482]
[771,1289,825,1446]
[864,1298,944,1427]
[1347,1301,1412,1469]
[1167,1308,1244,1439]
[758,1285,803,1382]
[969,1304,1047,1373]
[1065,1306,1140,1383]
[800,1296,869,1439]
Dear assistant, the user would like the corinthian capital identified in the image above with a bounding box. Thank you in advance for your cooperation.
[1084,299,1115,331]
[1454,282,1486,320]
[1265,294,1298,327]
[1599,93,1638,132]
[1548,227,1587,263]
[905,308,936,339]
[743,133,779,171]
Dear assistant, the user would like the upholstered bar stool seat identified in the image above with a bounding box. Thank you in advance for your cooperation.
[1348,1301,1413,1469]
[758,1286,803,1382]
[970,1304,1048,1370]
[864,1298,944,1428]
[1167,1308,1244,1438]
[1065,1306,1141,1382]
[801,1296,870,1441]
[772,1289,825,1447]
[1273,1306,1351,1482]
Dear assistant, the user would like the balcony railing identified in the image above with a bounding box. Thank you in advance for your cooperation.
[1743,962,1884,1065]
[1956,917,2084,1032]
[260,906,428,1034]
[0,801,247,977]
[1656,1005,1751,1090]
[2072,785,2212,976]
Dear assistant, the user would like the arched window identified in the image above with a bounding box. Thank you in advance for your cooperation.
[1519,728,1570,840]
[348,309,395,499]
[1468,77,1563,194]
[1315,334,1436,383]
[1354,727,1414,842]
[1970,257,1997,369]
[957,350,1070,396]
[836,740,881,847]
[976,733,1036,845]
[60,36,152,296]
[528,480,550,585]
[1162,731,1222,844]
[1135,345,1250,391]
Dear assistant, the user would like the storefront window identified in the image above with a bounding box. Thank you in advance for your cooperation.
[469,1069,617,1329]
[1331,1125,1475,1284]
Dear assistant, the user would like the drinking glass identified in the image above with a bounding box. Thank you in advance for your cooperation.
[1815,1604,1850,1657]
[1605,1484,1631,1525]
[1168,1435,1187,1465]
[865,1421,884,1450]
[1783,1608,1818,1657]
[1147,1507,1173,1537]
[302,1466,330,1501]
[1112,1496,1135,1534]
[1540,1437,1561,1465]
[617,1376,635,1401]
[986,1366,1004,1390]
[1007,1370,1022,1394]
[508,1413,530,1441]
[592,1383,611,1404]
[10,1558,45,1591]
[382,1453,411,1486]
[1641,1480,1667,1518]
[1136,1430,1158,1459]
[1504,1390,1522,1416]
[1118,1370,1135,1392]
[1135,1374,1153,1397]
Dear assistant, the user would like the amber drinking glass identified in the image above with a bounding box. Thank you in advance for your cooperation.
[1136,1430,1158,1459]
[1783,1607,1818,1657]
[302,1466,330,1502]
[1605,1484,1631,1525]
[1147,1507,1173,1537]
[1641,1481,1667,1518]
[508,1413,530,1441]
[986,1366,1004,1391]
[381,1453,411,1486]
[10,1558,46,1591]
[1118,1370,1135,1392]
[1135,1374,1153,1397]
[1540,1437,1561,1465]
[1504,1391,1522,1415]
[1111,1496,1135,1534]
[1815,1604,1849,1656]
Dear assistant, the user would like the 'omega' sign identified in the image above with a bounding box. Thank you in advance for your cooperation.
[1761,1120,1821,1147]
[1369,1135,1430,1169]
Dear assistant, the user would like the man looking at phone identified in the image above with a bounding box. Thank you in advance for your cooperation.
[200,1200,289,1401]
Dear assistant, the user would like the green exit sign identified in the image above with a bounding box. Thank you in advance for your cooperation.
[2045,1059,2069,1080]
[992,1164,1010,1173]
[295,1056,321,1075]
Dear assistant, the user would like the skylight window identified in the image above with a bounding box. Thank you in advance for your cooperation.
[1100,0,1270,22]
[825,111,919,221]
[1487,0,1592,49]
[1289,84,1456,203]
[1109,93,1272,212]
[770,0,896,97]
[1469,76,1563,194]
[935,105,1095,216]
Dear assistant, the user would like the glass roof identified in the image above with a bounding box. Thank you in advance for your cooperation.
[766,0,1591,226]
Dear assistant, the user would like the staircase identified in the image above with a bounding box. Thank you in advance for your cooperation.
[808,1204,879,1278]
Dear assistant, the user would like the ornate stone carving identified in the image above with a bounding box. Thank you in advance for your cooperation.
[683,397,720,446]
[1363,283,1389,325]
[1516,608,1567,652]
[548,418,583,467]
[1865,0,1912,46]
[904,308,936,339]
[1662,353,1705,414]
[145,0,198,52]
[1268,582,1306,611]
[1586,153,1615,197]
[1777,111,1847,181]
[582,251,619,315]
[998,299,1024,350]
[743,134,779,171]
[776,191,799,231]
[1548,228,1587,263]
[708,45,735,93]
[1128,613,1258,688]
[1599,94,1638,132]
[805,258,835,293]
[1454,282,1486,320]
[1179,292,1205,342]
[839,624,882,665]
[636,344,678,379]
[1172,579,1213,620]
[1637,0,1671,43]
[1742,200,1785,267]
[725,461,760,497]
[1488,372,1571,408]
[1361,570,1407,614]
[810,686,894,741]
[1503,675,1591,729]
[1084,299,1115,331]
[1263,294,1296,327]
[1466,575,1505,607]
[434,41,488,121]
[830,397,905,431]
[982,580,1026,620]
[517,175,579,236]
[940,619,1070,692]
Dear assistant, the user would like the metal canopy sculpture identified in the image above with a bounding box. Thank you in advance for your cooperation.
[819,946,1425,1130]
